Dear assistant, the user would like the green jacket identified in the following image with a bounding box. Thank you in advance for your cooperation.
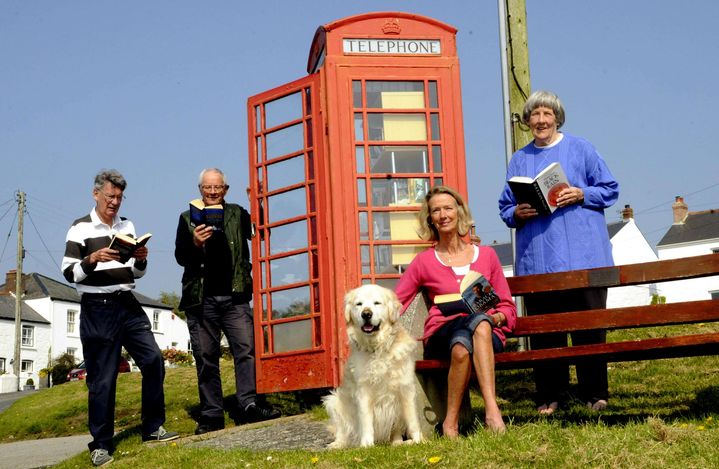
[174,203,253,311]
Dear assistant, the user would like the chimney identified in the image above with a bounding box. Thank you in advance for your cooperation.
[2,270,19,296]
[621,204,634,222]
[672,196,688,224]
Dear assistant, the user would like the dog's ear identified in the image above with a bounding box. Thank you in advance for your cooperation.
[387,289,402,324]
[343,288,356,324]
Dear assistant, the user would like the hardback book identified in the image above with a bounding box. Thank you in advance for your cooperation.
[433,270,501,316]
[189,199,224,230]
[108,233,152,264]
[507,162,569,216]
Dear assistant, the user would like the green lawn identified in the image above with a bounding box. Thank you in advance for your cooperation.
[2,324,718,468]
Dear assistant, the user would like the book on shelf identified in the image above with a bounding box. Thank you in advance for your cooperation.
[507,162,569,216]
[189,199,224,230]
[433,270,501,316]
[108,233,152,264]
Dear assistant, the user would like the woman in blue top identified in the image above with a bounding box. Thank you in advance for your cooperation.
[498,90,619,415]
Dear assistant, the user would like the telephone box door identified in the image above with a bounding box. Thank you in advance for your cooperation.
[247,74,335,393]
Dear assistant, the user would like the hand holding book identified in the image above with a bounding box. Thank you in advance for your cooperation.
[433,270,501,317]
[107,233,152,264]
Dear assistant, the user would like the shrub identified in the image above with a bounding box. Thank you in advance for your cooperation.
[162,348,194,366]
[48,352,78,385]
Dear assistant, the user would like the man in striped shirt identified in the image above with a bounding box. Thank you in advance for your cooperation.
[62,169,178,467]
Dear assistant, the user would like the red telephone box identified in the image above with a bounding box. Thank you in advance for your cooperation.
[247,12,468,393]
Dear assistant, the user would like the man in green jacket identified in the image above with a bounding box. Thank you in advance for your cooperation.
[175,168,279,435]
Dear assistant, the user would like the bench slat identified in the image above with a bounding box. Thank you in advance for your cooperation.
[415,332,719,372]
[507,253,719,295]
[512,299,719,336]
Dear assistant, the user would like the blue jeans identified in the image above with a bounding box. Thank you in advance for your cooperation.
[197,296,256,420]
[424,313,504,359]
[80,291,166,452]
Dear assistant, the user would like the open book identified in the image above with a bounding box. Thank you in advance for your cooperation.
[507,162,569,215]
[108,233,152,263]
[189,199,224,230]
[433,270,500,316]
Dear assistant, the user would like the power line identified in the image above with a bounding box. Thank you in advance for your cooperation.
[26,210,61,271]
[0,211,17,264]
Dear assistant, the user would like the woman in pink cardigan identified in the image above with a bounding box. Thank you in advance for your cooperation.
[395,186,516,436]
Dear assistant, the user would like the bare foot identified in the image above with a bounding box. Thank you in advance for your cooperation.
[587,399,607,411]
[485,416,506,433]
[537,401,558,415]
[442,422,460,439]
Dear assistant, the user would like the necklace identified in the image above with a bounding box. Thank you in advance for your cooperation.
[440,243,466,265]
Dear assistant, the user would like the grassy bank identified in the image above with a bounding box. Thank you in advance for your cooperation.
[1,324,718,468]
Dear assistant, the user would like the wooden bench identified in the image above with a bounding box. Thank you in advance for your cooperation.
[399,253,719,434]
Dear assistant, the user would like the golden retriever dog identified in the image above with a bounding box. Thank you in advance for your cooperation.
[324,284,423,448]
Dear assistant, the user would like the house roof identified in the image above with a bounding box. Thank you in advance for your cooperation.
[0,273,170,310]
[487,242,513,267]
[607,221,627,239]
[657,209,719,247]
[0,296,50,324]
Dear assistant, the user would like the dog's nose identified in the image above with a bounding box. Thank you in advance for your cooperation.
[361,309,373,320]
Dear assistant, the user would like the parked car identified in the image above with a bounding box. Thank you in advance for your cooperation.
[66,357,132,381]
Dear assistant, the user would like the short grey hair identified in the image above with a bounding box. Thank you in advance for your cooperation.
[198,168,228,186]
[521,90,566,129]
[93,169,126,191]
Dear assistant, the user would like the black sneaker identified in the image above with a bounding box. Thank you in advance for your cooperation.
[90,448,113,466]
[241,402,281,423]
[143,425,180,442]
[195,417,225,435]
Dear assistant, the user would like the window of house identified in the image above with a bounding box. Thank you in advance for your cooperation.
[0,358,5,373]
[711,291,719,300]
[67,309,78,334]
[712,248,719,254]
[21,325,34,347]
[21,360,33,373]
[152,310,161,331]
[67,347,77,358]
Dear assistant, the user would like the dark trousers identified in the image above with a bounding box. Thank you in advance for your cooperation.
[524,288,609,404]
[80,291,166,452]
[197,296,256,420]
[185,309,206,410]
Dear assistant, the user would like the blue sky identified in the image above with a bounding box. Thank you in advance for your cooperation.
[2,1,718,299]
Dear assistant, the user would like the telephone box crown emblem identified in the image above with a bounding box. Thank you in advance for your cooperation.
[382,19,402,35]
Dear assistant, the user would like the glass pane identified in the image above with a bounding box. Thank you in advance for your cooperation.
[428,81,438,108]
[313,316,321,347]
[308,184,316,212]
[262,325,269,353]
[430,113,441,140]
[359,212,369,240]
[353,80,362,108]
[304,88,312,115]
[435,177,443,187]
[311,250,319,279]
[361,245,370,275]
[368,113,427,141]
[355,146,365,173]
[262,295,268,321]
[267,187,306,223]
[256,136,263,163]
[261,262,267,288]
[375,245,424,273]
[432,145,442,173]
[273,319,312,353]
[375,278,398,290]
[306,120,313,148]
[269,220,307,255]
[265,92,302,129]
[370,178,430,206]
[366,81,424,108]
[307,151,315,180]
[372,211,421,241]
[369,146,428,173]
[270,253,309,286]
[255,105,261,132]
[357,179,367,207]
[266,123,304,160]
[271,286,310,319]
[354,113,364,141]
[266,156,304,192]
[309,217,317,245]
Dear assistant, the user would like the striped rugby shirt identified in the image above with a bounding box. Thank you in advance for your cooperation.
[62,208,147,294]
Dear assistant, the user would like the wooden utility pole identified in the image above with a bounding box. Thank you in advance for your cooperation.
[13,191,25,390]
[502,0,532,152]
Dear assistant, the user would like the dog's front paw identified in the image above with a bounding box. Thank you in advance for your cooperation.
[359,437,375,448]
[327,440,347,450]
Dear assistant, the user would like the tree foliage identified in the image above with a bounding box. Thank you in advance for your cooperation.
[158,291,185,320]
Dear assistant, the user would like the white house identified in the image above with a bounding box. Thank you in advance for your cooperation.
[656,196,719,303]
[0,270,191,393]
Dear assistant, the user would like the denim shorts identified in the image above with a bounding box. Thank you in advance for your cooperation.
[424,313,504,359]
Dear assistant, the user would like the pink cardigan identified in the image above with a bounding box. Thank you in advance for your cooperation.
[395,245,517,346]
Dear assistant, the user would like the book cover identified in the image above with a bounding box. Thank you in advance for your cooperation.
[434,270,501,316]
[108,232,152,263]
[189,199,224,230]
[507,162,569,216]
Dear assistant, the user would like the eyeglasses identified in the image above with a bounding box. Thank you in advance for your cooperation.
[100,192,125,202]
[200,185,228,192]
